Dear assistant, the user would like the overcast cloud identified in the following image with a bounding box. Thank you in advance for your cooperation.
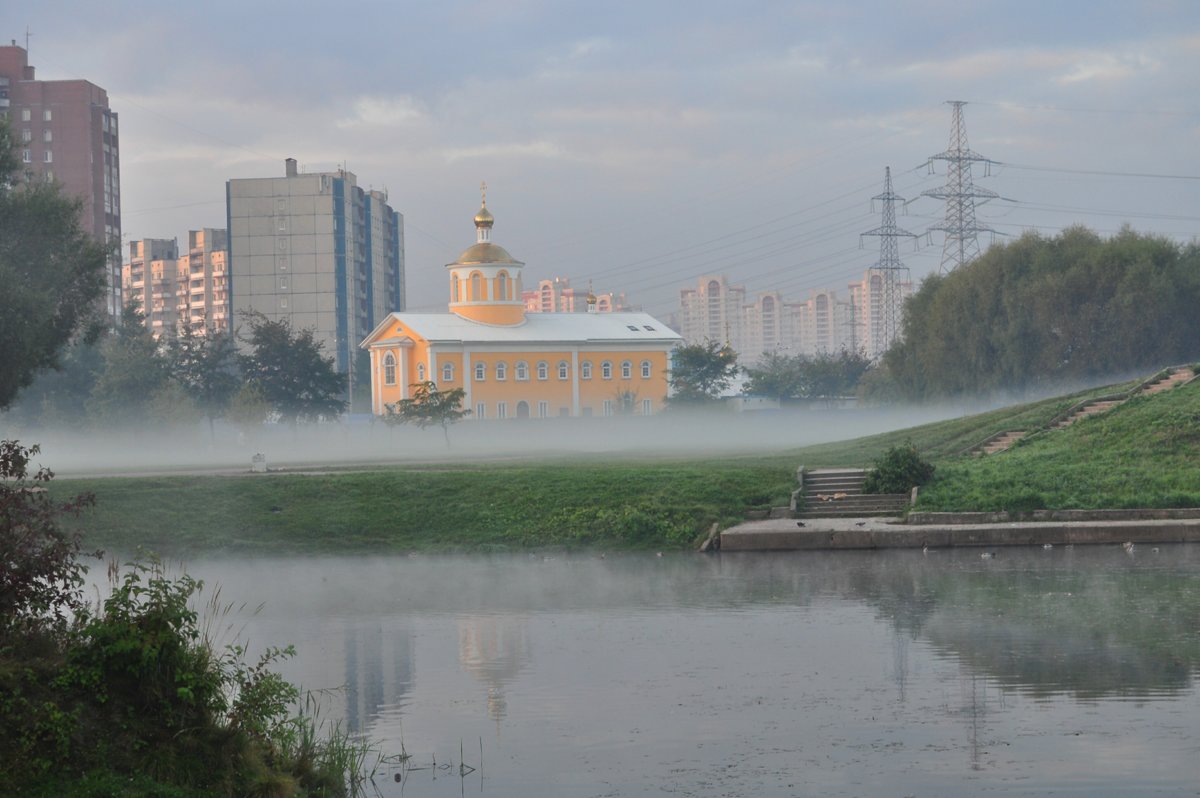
[15,0,1200,316]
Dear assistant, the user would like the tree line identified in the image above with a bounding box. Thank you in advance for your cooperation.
[879,226,1200,400]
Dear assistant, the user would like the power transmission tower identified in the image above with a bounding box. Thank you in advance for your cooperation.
[922,100,999,272]
[860,166,916,357]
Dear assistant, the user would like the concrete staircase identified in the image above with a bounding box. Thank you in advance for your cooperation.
[1139,367,1194,396]
[796,468,909,518]
[1052,398,1123,430]
[975,430,1027,456]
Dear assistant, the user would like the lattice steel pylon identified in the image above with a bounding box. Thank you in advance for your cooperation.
[860,166,916,357]
[922,100,999,272]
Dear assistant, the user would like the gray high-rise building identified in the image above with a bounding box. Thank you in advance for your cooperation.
[226,159,405,377]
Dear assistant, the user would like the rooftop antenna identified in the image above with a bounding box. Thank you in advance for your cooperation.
[24,26,32,54]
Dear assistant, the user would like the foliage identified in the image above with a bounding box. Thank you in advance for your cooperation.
[862,441,935,494]
[0,440,97,638]
[0,442,377,795]
[884,226,1200,400]
[238,311,347,425]
[85,301,171,425]
[668,340,739,404]
[0,119,108,411]
[167,327,241,435]
[743,349,871,401]
[383,381,469,446]
[226,382,272,431]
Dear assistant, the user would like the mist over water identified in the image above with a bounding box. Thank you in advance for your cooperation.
[16,404,976,477]
[116,547,1200,798]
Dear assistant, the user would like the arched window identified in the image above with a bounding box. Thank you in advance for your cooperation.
[470,271,483,302]
[383,352,396,386]
[641,360,652,379]
[417,363,425,382]
[495,361,508,381]
[451,274,459,302]
[621,360,632,379]
[558,361,569,380]
[515,361,529,381]
[581,361,592,380]
[475,362,486,381]
[494,272,509,301]
[442,363,455,383]
[601,361,613,380]
[536,361,549,380]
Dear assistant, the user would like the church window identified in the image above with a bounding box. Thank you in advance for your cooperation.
[442,363,454,383]
[621,360,632,379]
[475,402,486,419]
[495,361,507,381]
[642,398,653,415]
[515,361,529,381]
[538,401,549,418]
[581,361,592,380]
[383,353,396,386]
[475,362,486,381]
[470,272,482,301]
[497,402,508,419]
[495,272,510,300]
[641,360,652,379]
[537,361,549,380]
[603,400,613,416]
[601,361,613,380]
[558,361,569,380]
[451,275,459,302]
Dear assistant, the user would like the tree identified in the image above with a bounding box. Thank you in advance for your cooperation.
[0,119,108,410]
[804,349,872,401]
[743,352,806,401]
[167,326,241,437]
[238,312,346,425]
[0,440,96,638]
[383,381,470,446]
[85,301,170,425]
[885,227,1200,400]
[668,340,739,405]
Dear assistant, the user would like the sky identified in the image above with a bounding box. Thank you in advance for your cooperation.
[13,0,1200,318]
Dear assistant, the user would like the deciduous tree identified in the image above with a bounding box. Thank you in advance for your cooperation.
[383,381,469,446]
[668,340,739,405]
[238,312,346,425]
[0,120,107,410]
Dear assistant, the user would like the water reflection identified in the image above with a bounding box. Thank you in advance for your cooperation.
[165,546,1200,796]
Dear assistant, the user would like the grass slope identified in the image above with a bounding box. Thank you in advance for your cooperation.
[916,377,1200,512]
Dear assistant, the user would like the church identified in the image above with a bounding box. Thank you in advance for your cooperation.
[360,196,681,420]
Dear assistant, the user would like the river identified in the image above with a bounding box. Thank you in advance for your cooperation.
[168,545,1200,797]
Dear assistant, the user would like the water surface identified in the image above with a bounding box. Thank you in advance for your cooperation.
[176,546,1200,797]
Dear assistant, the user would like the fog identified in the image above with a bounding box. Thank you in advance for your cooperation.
[10,403,980,478]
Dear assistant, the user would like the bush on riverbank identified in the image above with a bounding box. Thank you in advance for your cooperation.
[0,440,374,797]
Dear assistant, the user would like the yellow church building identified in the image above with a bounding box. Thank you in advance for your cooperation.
[360,197,682,420]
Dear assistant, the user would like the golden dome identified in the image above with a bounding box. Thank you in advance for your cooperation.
[474,204,494,228]
[455,242,521,265]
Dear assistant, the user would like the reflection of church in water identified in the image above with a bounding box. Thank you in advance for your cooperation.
[337,620,415,734]
[458,616,531,724]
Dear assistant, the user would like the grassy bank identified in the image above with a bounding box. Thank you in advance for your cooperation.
[915,375,1200,512]
[51,372,1198,554]
[56,461,796,555]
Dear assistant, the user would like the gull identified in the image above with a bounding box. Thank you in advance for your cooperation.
[1123,541,1135,553]
[980,551,996,560]
[1043,543,1054,550]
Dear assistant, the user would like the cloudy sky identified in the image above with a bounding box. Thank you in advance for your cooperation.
[15,0,1200,316]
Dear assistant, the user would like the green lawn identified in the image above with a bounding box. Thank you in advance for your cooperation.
[52,370,1199,553]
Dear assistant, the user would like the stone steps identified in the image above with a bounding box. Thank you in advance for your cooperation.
[976,430,1027,455]
[797,468,909,518]
[1052,399,1122,429]
[1140,368,1193,395]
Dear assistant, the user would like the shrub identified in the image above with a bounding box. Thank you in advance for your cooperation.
[862,442,935,494]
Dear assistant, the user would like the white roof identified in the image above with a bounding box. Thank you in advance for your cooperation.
[364,311,682,346]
